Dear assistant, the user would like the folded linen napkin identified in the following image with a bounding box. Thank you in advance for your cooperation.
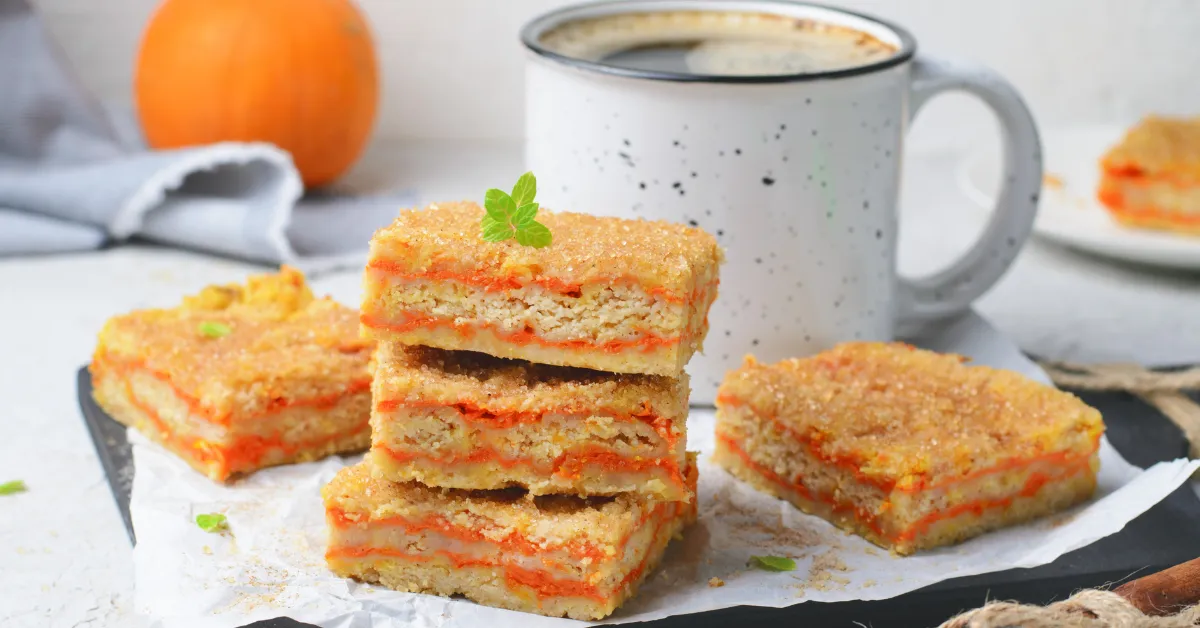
[0,0,412,273]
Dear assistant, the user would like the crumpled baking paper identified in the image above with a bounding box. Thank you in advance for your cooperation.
[128,313,1200,627]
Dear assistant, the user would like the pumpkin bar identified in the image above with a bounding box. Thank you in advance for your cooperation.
[360,201,722,377]
[368,341,690,501]
[1099,115,1200,235]
[323,455,697,620]
[714,342,1105,555]
[90,266,372,482]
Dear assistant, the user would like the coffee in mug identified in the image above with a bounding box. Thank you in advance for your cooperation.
[522,1,1042,404]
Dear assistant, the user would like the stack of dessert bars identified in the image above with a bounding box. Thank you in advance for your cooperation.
[322,202,722,620]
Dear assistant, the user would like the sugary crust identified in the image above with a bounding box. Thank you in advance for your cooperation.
[92,266,372,420]
[372,342,688,420]
[1101,116,1200,179]
[367,201,723,299]
[716,342,1105,490]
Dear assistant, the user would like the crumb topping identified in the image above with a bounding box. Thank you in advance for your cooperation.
[368,202,723,296]
[373,342,688,419]
[94,266,372,417]
[1102,116,1200,177]
[717,342,1105,485]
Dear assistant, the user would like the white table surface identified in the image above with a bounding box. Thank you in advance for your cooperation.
[3,140,1199,627]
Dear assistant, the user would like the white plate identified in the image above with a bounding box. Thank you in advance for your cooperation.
[958,125,1200,270]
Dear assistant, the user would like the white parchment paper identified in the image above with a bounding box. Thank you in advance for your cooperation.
[128,312,1200,627]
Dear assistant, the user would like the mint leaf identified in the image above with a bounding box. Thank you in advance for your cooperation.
[481,214,514,242]
[484,189,515,222]
[513,202,539,228]
[196,513,228,533]
[198,321,232,338]
[511,172,537,207]
[0,480,26,495]
[750,555,796,571]
[515,221,552,248]
[481,173,552,248]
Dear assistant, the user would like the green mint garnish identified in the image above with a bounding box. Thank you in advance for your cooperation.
[0,480,27,495]
[481,172,552,248]
[750,555,796,571]
[198,322,232,338]
[196,513,228,533]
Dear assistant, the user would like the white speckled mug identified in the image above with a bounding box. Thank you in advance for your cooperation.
[522,0,1041,403]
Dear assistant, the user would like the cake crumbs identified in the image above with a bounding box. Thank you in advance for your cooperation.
[202,545,212,555]
[804,549,853,593]
[862,579,877,588]
[708,577,725,588]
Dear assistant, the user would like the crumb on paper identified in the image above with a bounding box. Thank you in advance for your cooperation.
[1044,173,1065,189]
[806,549,852,593]
[202,545,213,555]
[863,546,881,556]
[863,579,877,588]
[708,577,725,588]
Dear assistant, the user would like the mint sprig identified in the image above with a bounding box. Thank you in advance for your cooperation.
[749,555,797,571]
[481,172,552,248]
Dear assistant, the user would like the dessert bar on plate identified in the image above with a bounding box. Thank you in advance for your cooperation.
[360,201,722,377]
[323,455,698,620]
[1099,115,1200,235]
[90,266,373,482]
[714,342,1105,555]
[368,341,691,501]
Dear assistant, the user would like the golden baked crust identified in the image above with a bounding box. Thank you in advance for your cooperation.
[714,342,1104,554]
[717,342,1104,491]
[323,456,697,620]
[1102,116,1200,178]
[93,266,372,420]
[374,341,687,418]
[367,201,723,299]
[90,266,373,480]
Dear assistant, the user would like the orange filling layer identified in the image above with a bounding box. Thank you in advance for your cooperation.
[1098,171,1200,226]
[92,355,370,427]
[375,442,687,493]
[716,394,1100,494]
[361,313,680,354]
[366,259,716,304]
[326,502,674,604]
[95,365,367,480]
[716,431,1095,543]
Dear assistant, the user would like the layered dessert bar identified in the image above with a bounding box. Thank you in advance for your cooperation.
[91,266,372,482]
[323,455,697,620]
[1099,115,1200,235]
[361,202,722,376]
[714,342,1104,555]
[368,341,690,501]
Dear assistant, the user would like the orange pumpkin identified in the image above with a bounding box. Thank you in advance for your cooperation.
[135,0,379,187]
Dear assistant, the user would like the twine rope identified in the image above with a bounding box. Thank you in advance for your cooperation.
[1038,361,1200,459]
[940,590,1200,627]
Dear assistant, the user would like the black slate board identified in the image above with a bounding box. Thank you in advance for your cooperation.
[77,367,1200,627]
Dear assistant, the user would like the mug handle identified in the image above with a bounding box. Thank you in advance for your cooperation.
[895,56,1042,336]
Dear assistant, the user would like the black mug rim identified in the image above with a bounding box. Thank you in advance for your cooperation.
[519,0,918,84]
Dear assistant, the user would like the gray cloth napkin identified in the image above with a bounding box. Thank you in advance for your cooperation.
[0,0,413,273]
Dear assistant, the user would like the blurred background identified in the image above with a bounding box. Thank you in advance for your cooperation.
[35,0,1200,150]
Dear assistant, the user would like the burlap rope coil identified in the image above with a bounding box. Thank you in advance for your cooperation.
[936,362,1200,627]
[941,590,1200,627]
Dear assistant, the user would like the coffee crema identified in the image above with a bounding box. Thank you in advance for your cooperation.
[538,10,897,77]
